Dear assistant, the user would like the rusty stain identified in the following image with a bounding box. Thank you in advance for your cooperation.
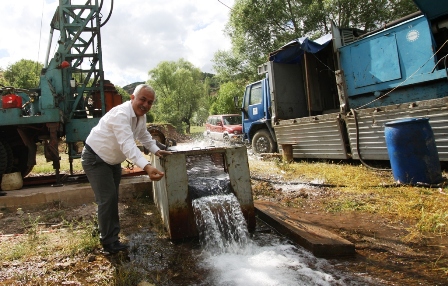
[154,146,256,240]
[169,205,198,241]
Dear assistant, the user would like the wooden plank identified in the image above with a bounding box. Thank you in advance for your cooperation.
[254,201,355,258]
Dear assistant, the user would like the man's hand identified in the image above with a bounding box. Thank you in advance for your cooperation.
[155,150,172,158]
[143,164,165,181]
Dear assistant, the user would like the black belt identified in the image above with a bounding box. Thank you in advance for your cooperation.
[85,144,97,155]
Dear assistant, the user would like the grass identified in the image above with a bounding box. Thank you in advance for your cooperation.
[30,144,84,175]
[189,125,205,141]
[249,157,448,241]
[28,131,448,242]
[4,142,448,284]
[30,142,150,175]
[0,216,99,261]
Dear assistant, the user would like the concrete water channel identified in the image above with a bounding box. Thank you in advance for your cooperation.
[0,144,380,285]
[140,144,373,285]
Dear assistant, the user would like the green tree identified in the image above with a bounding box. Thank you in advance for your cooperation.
[0,68,10,86]
[214,0,418,84]
[209,81,243,115]
[212,50,256,84]
[148,59,205,134]
[3,59,43,89]
[193,77,215,126]
[305,0,419,34]
[115,85,130,102]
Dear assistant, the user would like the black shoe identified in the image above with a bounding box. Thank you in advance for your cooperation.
[102,241,129,254]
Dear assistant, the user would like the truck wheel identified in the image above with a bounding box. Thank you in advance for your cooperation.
[11,144,33,177]
[0,142,7,176]
[252,130,275,154]
[148,127,166,144]
[1,141,13,174]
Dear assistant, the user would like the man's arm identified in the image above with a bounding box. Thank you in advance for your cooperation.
[143,163,164,181]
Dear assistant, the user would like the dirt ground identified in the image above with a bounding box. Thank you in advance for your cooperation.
[1,146,448,285]
[250,178,448,286]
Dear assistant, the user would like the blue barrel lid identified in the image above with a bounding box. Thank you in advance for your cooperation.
[384,117,429,126]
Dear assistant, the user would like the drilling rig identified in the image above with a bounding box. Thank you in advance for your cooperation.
[0,0,121,185]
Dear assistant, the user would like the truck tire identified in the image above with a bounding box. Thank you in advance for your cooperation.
[11,144,33,177]
[1,141,13,174]
[0,142,7,176]
[252,129,275,154]
[148,127,166,144]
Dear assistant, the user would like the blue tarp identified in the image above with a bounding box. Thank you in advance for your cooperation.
[413,0,448,21]
[268,34,332,64]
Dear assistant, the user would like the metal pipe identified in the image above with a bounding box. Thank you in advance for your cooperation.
[44,27,54,68]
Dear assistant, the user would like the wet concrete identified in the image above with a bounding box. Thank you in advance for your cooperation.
[255,201,355,258]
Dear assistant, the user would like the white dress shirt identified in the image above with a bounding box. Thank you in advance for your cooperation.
[85,101,160,169]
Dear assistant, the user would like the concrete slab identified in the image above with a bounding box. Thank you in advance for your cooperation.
[255,201,355,258]
[0,176,152,211]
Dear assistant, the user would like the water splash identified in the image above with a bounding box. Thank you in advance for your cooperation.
[192,194,251,254]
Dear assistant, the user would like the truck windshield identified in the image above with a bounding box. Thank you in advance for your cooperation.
[223,116,241,125]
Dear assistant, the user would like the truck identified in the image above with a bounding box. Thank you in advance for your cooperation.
[239,0,448,163]
[0,0,121,184]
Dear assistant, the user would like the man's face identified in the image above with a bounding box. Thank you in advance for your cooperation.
[131,88,155,117]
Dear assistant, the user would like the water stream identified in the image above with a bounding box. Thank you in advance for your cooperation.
[187,153,372,286]
[124,144,378,285]
[191,191,367,285]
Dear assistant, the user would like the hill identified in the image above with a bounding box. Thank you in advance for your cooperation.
[122,82,145,95]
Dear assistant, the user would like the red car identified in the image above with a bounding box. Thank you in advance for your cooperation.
[204,114,243,144]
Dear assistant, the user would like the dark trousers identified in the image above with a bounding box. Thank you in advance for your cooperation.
[81,146,122,245]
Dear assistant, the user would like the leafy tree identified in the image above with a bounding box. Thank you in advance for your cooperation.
[148,59,205,134]
[115,85,130,102]
[209,81,243,115]
[3,59,43,89]
[304,0,419,34]
[193,77,215,126]
[146,112,155,123]
[214,0,418,84]
[212,50,256,84]
[0,68,9,86]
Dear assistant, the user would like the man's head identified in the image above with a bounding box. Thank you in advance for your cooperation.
[131,84,155,117]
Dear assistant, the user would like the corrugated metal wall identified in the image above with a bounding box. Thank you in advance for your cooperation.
[274,113,349,159]
[347,98,448,161]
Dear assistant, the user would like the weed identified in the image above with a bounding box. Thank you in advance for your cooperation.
[248,156,448,239]
[416,208,448,236]
[4,241,30,260]
[325,198,369,212]
[274,157,293,172]
[22,213,41,240]
[114,264,147,286]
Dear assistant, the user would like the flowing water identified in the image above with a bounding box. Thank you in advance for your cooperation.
[190,192,374,285]
[192,194,251,254]
[186,151,373,286]
[124,143,378,285]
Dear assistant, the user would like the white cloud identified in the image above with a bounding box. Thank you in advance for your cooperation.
[0,0,234,87]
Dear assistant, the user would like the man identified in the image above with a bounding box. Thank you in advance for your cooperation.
[81,84,171,254]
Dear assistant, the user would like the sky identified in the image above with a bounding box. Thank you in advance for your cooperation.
[0,0,234,87]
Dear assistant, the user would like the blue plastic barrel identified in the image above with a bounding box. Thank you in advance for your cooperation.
[384,118,442,185]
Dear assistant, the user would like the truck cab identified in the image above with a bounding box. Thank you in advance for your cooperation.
[241,78,277,153]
